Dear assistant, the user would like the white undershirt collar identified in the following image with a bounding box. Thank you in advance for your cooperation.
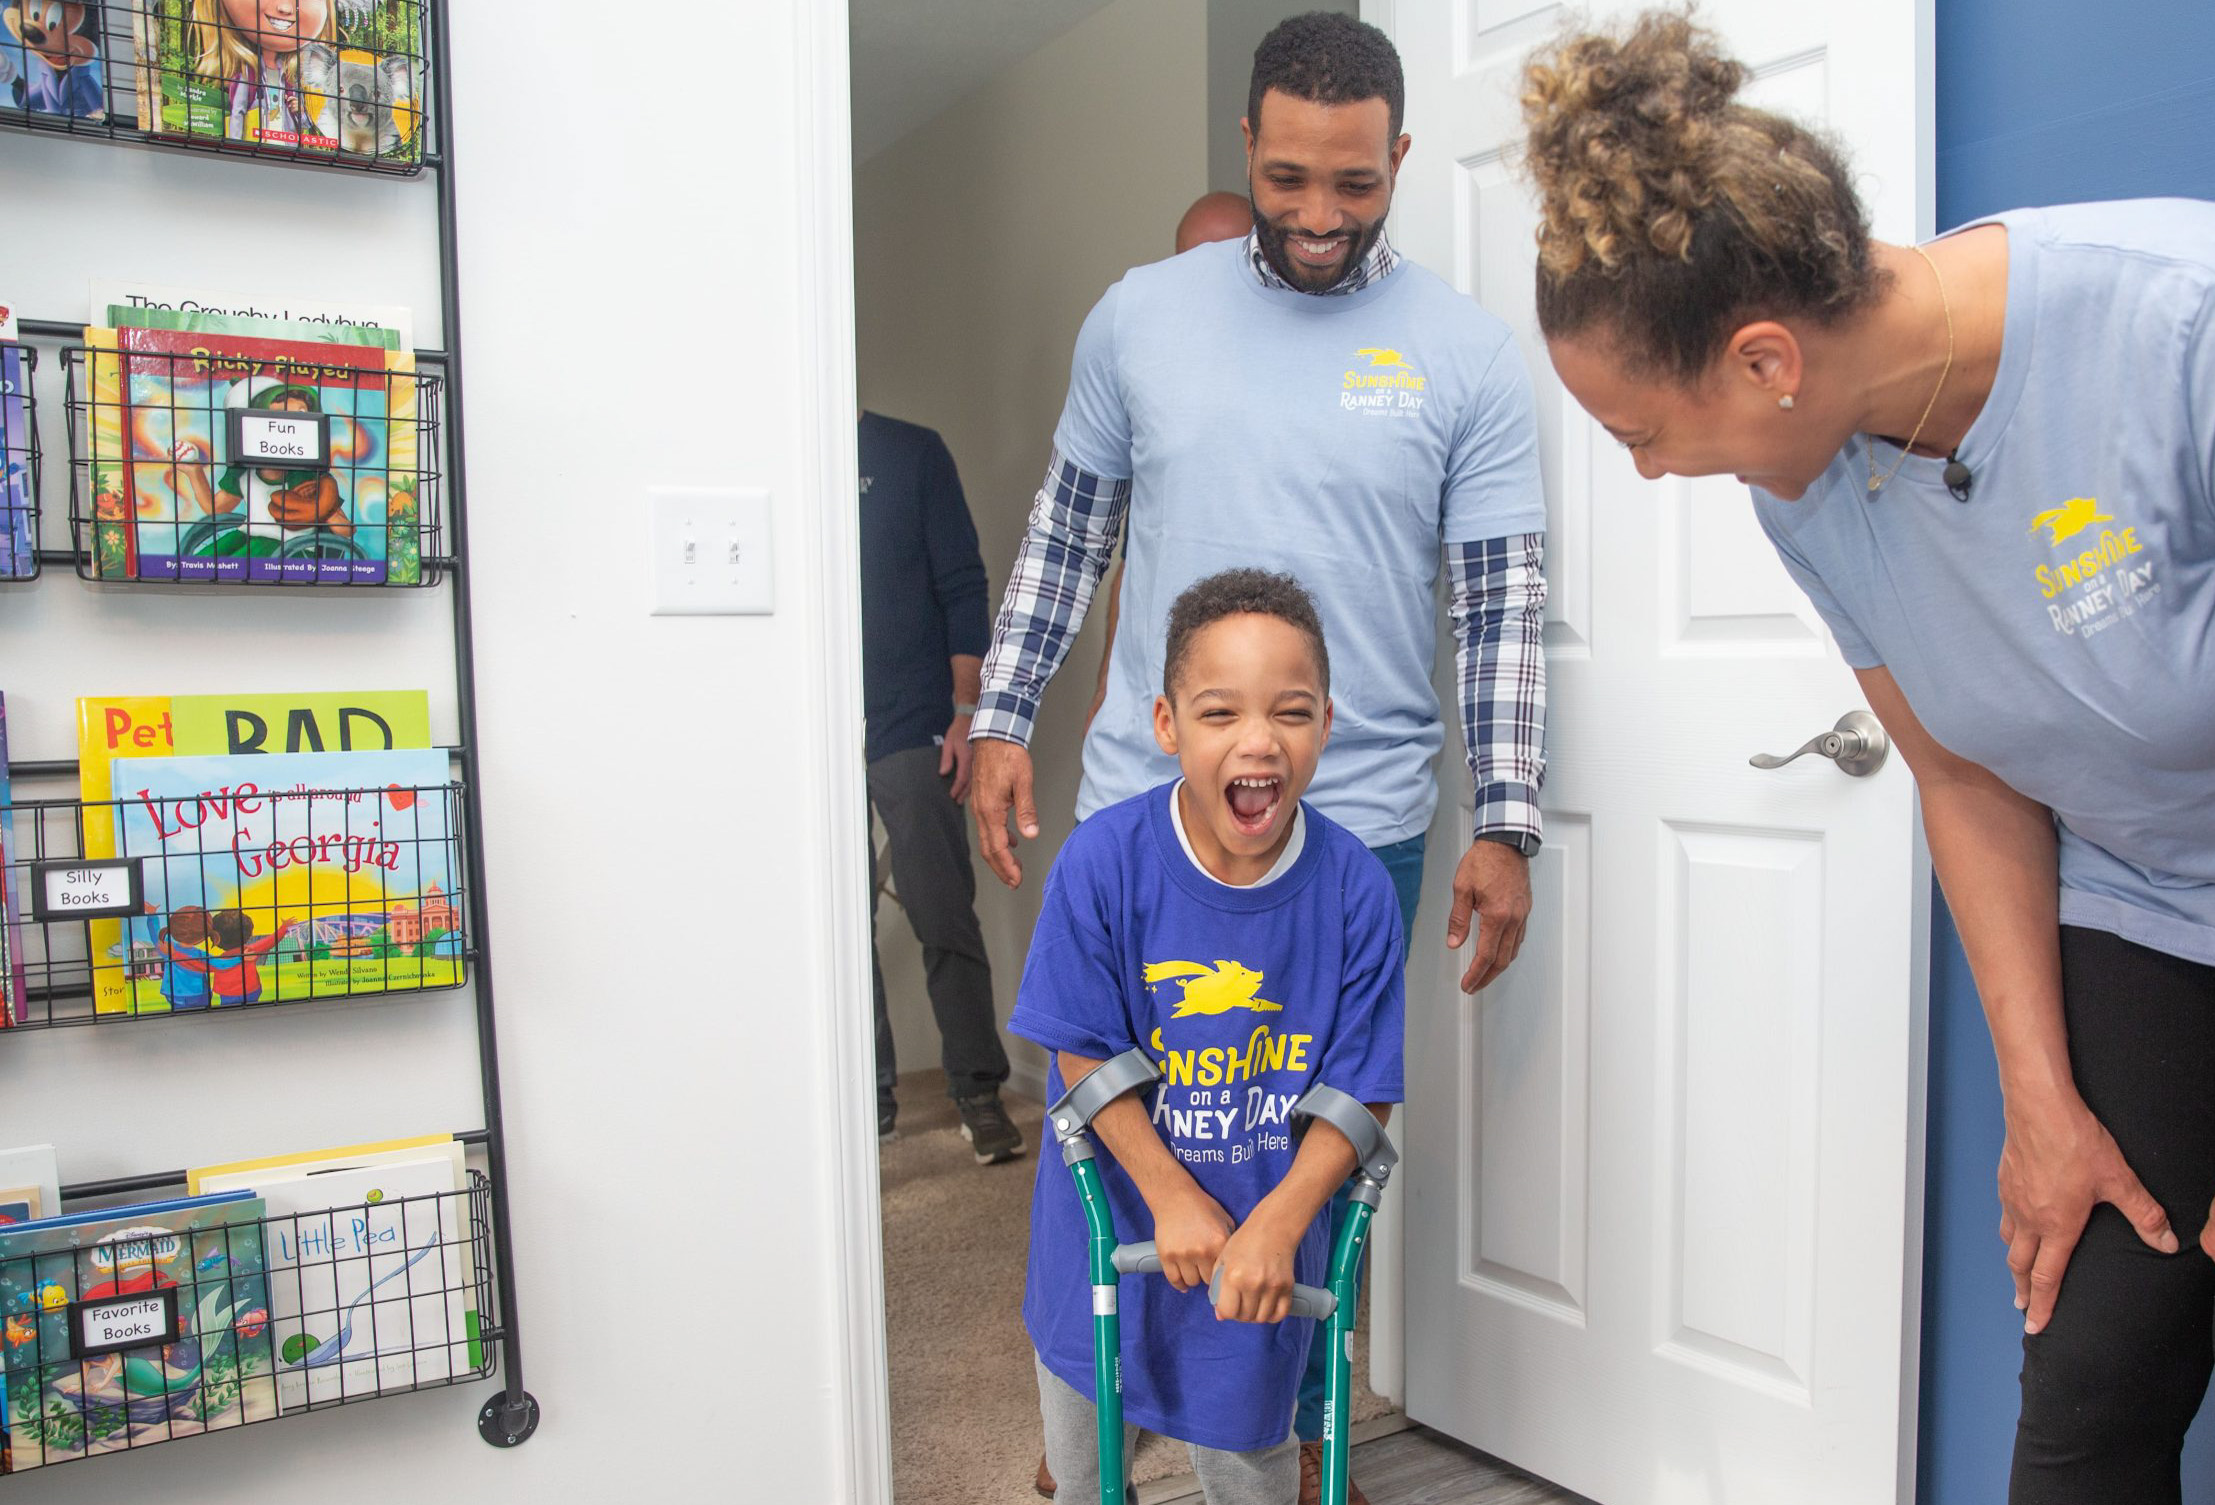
[1168,779,1306,888]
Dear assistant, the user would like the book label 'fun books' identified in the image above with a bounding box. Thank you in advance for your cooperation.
[76,691,433,1014]
[114,748,461,1010]
[0,1192,276,1471]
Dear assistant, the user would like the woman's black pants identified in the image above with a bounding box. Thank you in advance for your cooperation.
[2010,926,2215,1504]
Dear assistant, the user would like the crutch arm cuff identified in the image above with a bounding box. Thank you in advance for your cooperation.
[1047,1047,1160,1139]
[1290,1083,1398,1183]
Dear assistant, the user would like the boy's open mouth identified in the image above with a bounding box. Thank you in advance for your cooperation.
[1225,776,1283,837]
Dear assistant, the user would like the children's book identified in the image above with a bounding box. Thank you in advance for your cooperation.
[1,343,32,579]
[76,690,433,1014]
[195,1148,476,1410]
[113,747,461,1010]
[0,694,22,1025]
[149,0,420,160]
[0,1190,275,1470]
[0,1145,60,1227]
[3,1,108,122]
[107,304,402,351]
[96,323,422,585]
[81,326,133,580]
[91,281,417,349]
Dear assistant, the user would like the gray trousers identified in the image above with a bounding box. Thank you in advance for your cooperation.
[868,744,1009,1104]
[1035,1354,1299,1504]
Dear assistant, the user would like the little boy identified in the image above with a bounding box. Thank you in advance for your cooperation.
[1011,569,1404,1502]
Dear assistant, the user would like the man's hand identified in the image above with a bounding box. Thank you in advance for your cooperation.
[1150,1183,1235,1295]
[1446,840,1531,994]
[1997,1088,2178,1335]
[969,736,1040,888]
[939,715,975,803]
[1210,1209,1300,1324]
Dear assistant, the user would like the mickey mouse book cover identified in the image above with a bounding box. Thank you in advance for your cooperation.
[2,2,109,122]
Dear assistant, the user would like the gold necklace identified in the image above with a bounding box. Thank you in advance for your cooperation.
[1866,242,1955,494]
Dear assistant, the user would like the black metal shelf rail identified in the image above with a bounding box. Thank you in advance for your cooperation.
[57,346,449,587]
[2,1175,503,1474]
[2,782,472,1029]
[1,0,539,1454]
[1,342,41,582]
[0,1,435,176]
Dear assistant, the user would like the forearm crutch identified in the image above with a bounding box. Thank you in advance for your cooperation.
[1046,1050,1398,1505]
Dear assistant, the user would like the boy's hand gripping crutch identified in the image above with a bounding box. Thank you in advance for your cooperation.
[1046,1048,1400,1505]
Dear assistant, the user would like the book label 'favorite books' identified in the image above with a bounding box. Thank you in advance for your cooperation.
[114,748,461,1010]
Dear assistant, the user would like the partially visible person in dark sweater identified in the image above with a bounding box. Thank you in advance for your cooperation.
[859,412,1021,1163]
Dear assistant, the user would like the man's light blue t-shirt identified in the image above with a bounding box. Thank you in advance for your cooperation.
[1056,240,1547,846]
[1755,200,2215,964]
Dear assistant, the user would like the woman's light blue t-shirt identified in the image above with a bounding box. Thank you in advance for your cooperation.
[1754,200,2215,964]
[1056,240,1547,846]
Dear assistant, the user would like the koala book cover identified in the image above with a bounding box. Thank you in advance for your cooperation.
[148,0,422,163]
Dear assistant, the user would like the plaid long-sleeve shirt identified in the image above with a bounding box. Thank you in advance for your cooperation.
[974,234,1549,850]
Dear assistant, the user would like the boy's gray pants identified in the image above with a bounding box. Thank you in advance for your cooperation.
[1035,1353,1300,1504]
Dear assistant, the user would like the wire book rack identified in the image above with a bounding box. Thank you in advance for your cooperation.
[1,0,540,1463]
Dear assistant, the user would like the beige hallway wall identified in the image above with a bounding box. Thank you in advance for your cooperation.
[855,0,1208,1098]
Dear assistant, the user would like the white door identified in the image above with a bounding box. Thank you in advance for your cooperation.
[1377,2,1934,1502]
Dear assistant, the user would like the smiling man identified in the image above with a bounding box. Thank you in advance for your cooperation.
[971,14,1550,1501]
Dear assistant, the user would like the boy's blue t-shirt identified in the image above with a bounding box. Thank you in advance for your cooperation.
[1011,784,1405,1452]
[1753,200,2215,965]
[1054,240,1547,846]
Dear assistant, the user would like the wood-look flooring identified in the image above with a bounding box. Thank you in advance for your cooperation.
[1139,1420,1594,1505]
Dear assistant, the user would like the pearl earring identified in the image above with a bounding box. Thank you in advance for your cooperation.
[1777,394,1796,411]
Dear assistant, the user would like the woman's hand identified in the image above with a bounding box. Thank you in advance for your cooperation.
[1149,1183,1234,1295]
[1998,1088,2178,1334]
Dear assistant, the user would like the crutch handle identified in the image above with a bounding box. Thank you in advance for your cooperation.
[1110,1241,1163,1275]
[1207,1266,1336,1322]
[1112,1243,1336,1320]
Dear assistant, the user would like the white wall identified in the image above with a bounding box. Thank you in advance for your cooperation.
[3,2,874,1500]
[855,0,1207,1098]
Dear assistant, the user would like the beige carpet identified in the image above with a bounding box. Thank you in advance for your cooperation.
[881,1070,1394,1505]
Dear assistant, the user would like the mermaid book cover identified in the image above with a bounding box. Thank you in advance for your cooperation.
[112,747,461,1011]
[0,1193,276,1471]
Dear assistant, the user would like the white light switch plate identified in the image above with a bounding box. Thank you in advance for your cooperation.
[649,486,773,616]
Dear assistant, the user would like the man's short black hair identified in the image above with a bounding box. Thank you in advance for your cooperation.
[1163,569,1331,700]
[1248,11,1405,141]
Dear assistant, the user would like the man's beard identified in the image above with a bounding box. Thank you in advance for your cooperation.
[1249,201,1388,293]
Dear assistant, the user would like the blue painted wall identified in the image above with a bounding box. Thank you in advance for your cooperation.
[1920,3,2215,1499]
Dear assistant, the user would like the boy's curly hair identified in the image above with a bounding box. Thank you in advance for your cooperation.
[1519,8,1886,381]
[1163,569,1330,700]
